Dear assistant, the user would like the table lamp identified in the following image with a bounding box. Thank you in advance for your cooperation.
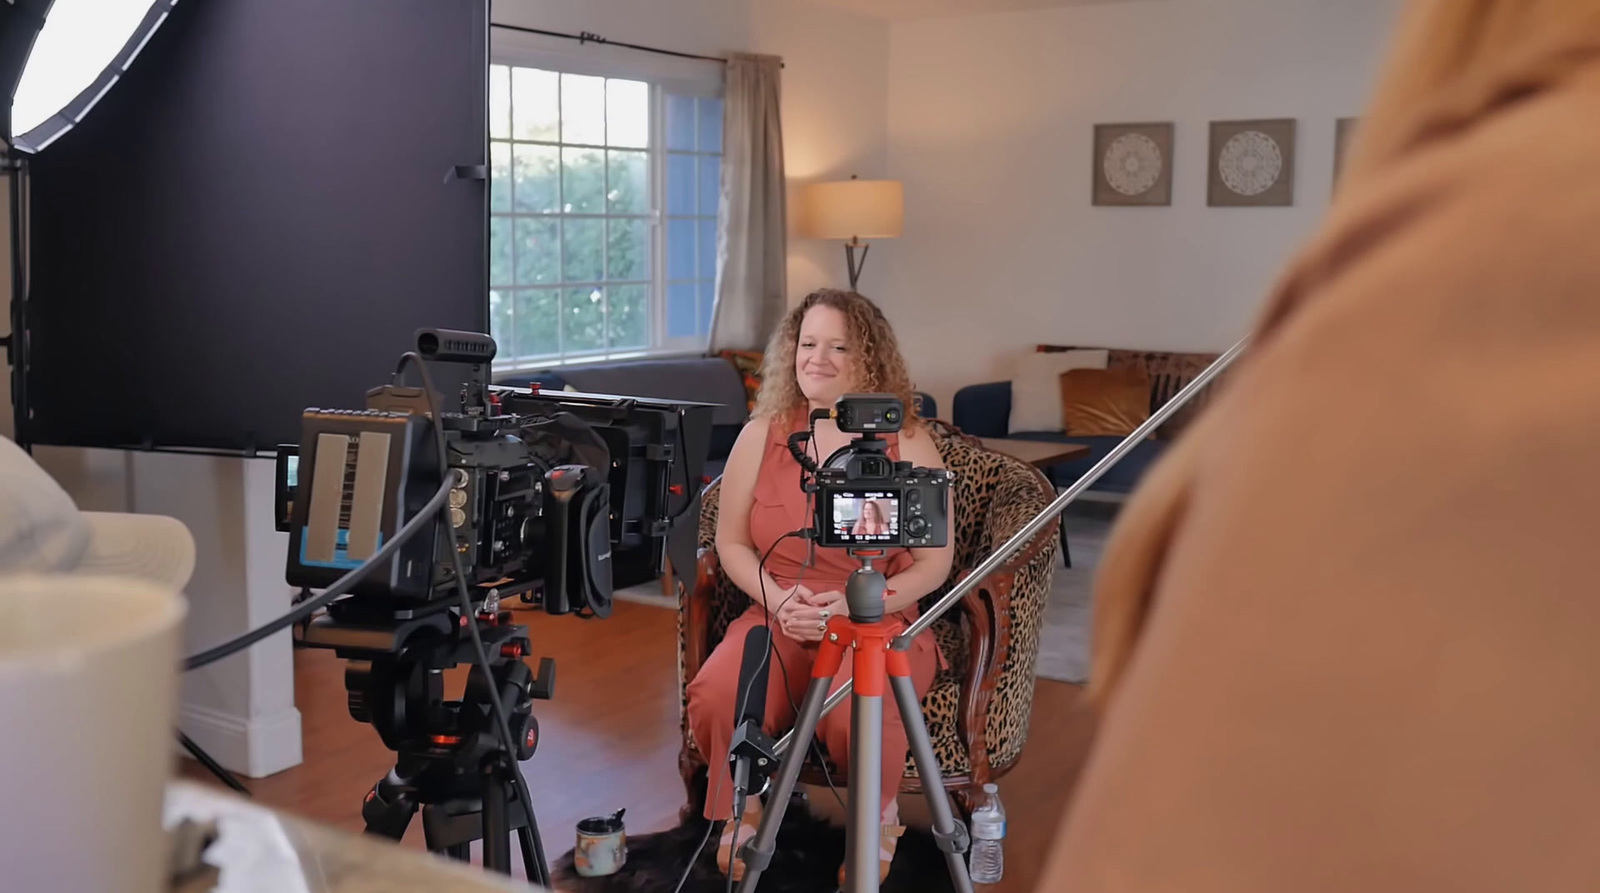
[803,175,903,292]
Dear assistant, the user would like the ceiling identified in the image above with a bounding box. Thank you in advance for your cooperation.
[806,0,1140,22]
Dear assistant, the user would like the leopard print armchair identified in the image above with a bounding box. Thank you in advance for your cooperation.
[675,420,1060,812]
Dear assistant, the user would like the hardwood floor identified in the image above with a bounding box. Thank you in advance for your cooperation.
[179,598,1099,893]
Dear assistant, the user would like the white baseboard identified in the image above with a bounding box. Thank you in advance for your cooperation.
[612,578,677,609]
[178,703,304,779]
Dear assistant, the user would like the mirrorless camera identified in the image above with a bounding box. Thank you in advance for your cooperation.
[805,394,951,550]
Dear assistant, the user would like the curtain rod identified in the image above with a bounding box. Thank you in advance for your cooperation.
[489,23,783,68]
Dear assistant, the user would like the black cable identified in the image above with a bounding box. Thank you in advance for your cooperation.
[178,731,251,796]
[182,477,452,671]
[398,351,551,888]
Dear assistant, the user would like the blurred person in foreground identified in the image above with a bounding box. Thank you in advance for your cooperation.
[1041,1,1600,890]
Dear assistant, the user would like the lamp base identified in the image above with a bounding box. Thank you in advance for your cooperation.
[844,238,870,292]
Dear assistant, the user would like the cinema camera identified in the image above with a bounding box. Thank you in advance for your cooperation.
[272,328,713,883]
[793,394,952,551]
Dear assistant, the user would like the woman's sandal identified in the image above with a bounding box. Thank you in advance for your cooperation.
[716,805,763,881]
[837,823,905,886]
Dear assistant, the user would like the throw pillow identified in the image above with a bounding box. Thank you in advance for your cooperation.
[1008,348,1109,432]
[717,350,765,412]
[1060,366,1151,436]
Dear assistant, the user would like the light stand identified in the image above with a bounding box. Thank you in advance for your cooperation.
[735,549,974,893]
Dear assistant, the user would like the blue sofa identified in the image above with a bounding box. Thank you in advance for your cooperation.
[495,355,938,482]
[951,349,1223,496]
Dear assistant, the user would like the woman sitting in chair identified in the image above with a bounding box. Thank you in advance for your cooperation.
[686,289,954,883]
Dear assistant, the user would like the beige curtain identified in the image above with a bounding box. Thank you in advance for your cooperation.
[710,52,786,352]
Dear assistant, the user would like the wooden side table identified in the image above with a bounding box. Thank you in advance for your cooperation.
[977,437,1092,568]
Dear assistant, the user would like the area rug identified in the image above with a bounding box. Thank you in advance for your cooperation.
[550,794,957,893]
[1032,503,1117,685]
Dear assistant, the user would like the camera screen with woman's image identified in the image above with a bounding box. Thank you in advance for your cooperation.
[829,492,901,544]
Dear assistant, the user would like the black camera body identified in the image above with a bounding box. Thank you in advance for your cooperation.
[808,394,951,550]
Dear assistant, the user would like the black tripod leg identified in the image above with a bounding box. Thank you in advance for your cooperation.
[482,764,512,874]
[735,675,835,893]
[889,674,975,893]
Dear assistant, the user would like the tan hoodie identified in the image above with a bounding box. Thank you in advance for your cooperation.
[1040,34,1600,893]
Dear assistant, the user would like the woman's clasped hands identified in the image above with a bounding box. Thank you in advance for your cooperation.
[774,584,848,643]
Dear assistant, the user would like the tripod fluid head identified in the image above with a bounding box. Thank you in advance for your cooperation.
[297,595,555,877]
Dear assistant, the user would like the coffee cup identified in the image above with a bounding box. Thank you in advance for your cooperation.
[575,808,627,877]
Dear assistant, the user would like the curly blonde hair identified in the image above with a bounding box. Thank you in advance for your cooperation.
[752,289,922,429]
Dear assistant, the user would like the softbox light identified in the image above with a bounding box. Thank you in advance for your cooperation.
[8,0,175,152]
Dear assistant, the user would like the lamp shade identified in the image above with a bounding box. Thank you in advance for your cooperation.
[803,178,903,240]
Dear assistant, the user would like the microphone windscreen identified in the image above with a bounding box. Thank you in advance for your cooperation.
[735,625,772,727]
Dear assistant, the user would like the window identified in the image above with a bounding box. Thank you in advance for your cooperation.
[488,63,723,371]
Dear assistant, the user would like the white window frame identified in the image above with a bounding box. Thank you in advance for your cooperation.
[489,35,723,373]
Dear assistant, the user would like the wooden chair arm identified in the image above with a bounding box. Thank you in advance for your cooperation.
[683,546,720,687]
[953,568,1017,785]
[951,469,1058,785]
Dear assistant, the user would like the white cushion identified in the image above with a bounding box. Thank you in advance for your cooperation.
[1007,349,1109,433]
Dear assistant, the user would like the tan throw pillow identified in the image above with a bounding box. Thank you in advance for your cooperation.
[1059,366,1151,436]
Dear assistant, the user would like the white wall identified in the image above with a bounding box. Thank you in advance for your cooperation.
[884,0,1402,413]
[752,0,892,302]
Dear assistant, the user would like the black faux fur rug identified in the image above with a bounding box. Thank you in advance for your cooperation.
[551,797,958,893]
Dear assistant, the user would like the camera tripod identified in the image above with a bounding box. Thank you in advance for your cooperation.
[299,597,556,885]
[734,550,975,893]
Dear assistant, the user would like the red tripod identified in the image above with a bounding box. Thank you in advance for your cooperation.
[733,550,975,893]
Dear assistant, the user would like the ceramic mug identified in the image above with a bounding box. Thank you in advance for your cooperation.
[0,574,187,893]
[575,809,627,877]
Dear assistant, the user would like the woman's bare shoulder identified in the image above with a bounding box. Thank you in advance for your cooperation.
[896,421,945,466]
[735,413,774,447]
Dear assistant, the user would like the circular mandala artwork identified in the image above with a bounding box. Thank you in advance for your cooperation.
[1218,130,1283,196]
[1103,133,1163,197]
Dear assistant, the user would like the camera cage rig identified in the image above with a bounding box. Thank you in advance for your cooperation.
[270,329,716,882]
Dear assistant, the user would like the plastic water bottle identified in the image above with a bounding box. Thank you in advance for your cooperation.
[968,783,1006,884]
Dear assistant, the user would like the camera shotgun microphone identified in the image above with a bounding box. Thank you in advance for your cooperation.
[728,626,778,811]
[735,625,770,728]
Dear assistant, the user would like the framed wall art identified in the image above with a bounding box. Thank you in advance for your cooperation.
[1093,122,1174,206]
[1208,118,1296,207]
